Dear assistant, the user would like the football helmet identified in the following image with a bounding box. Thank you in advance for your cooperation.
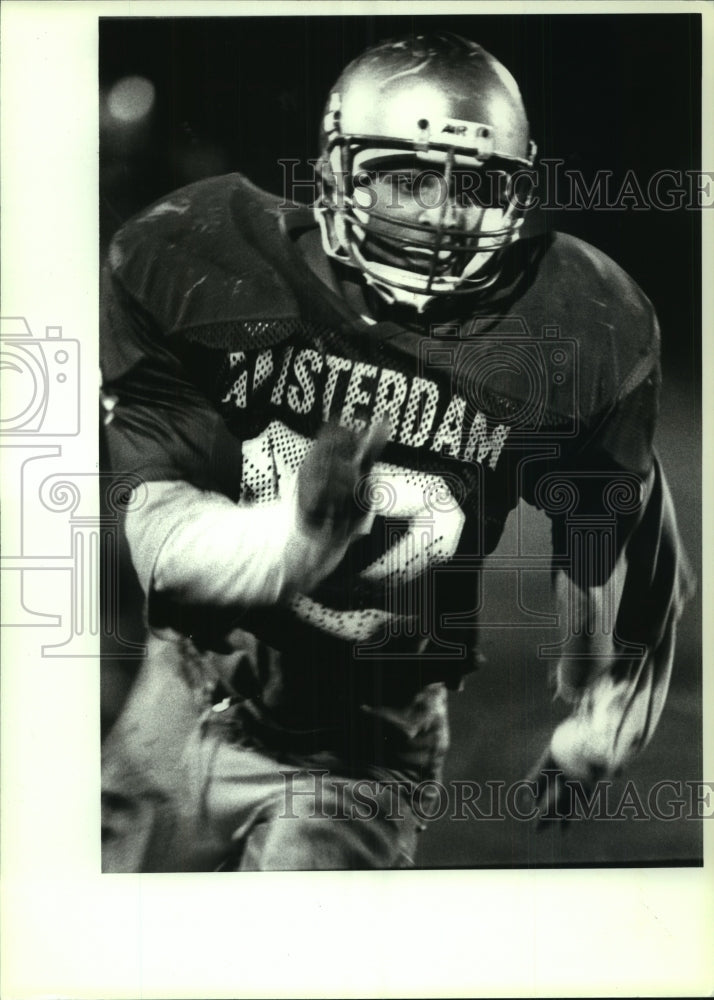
[315,33,537,309]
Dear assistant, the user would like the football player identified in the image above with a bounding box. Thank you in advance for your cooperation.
[100,32,693,870]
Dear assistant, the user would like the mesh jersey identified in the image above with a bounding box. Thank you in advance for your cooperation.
[101,174,663,741]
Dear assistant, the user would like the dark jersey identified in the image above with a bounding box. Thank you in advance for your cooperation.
[101,174,662,741]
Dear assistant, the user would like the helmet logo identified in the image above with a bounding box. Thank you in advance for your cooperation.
[433,118,494,157]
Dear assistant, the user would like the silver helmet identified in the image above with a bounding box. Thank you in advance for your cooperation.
[315,33,537,308]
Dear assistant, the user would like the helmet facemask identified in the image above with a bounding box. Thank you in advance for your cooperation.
[317,145,533,308]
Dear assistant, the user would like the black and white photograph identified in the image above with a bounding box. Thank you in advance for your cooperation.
[99,12,702,872]
[1,3,711,998]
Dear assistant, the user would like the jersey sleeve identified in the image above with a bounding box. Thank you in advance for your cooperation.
[520,284,662,582]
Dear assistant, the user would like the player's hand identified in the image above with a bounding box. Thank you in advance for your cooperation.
[297,419,389,540]
[526,748,605,830]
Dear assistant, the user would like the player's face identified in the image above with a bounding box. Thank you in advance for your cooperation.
[352,161,509,276]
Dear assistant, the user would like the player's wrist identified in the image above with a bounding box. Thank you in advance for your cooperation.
[549,717,613,783]
[281,479,356,593]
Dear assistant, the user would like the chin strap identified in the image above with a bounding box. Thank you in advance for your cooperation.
[363,274,433,314]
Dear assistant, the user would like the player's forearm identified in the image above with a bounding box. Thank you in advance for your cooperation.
[550,564,625,705]
[124,479,346,609]
[548,570,679,780]
[548,561,634,779]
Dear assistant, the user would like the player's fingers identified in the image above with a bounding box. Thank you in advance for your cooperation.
[355,416,391,472]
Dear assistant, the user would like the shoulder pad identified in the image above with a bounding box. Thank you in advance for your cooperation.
[106,175,314,347]
[538,231,659,362]
[506,232,659,414]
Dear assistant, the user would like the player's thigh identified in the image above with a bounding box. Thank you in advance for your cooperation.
[101,639,208,871]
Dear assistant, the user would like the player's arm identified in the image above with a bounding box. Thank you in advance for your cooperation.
[528,376,694,812]
[122,421,387,615]
[547,459,690,770]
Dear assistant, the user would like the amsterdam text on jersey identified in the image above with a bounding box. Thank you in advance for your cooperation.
[220,345,511,470]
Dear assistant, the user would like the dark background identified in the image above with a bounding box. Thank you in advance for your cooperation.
[99,13,702,866]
